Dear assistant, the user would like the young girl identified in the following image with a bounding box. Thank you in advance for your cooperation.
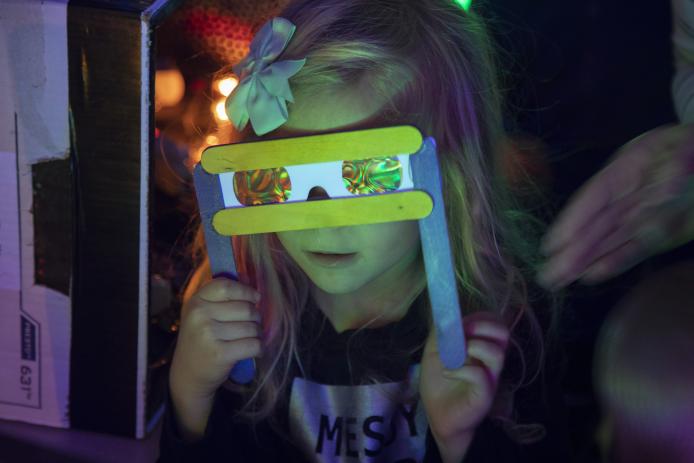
[160,1,563,461]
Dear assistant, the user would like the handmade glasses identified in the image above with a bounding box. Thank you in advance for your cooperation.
[219,154,415,208]
[194,126,466,385]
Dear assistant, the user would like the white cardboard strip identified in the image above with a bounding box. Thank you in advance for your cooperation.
[0,0,69,161]
[0,0,71,429]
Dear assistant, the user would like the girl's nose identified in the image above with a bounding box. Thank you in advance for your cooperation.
[307,186,330,201]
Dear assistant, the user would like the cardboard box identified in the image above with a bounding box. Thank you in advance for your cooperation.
[0,0,180,438]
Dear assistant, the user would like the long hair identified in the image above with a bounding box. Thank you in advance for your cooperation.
[183,0,559,441]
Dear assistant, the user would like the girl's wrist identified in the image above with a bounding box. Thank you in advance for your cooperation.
[169,383,216,443]
[433,429,475,463]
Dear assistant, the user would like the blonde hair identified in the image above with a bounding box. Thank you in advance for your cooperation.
[183,0,558,441]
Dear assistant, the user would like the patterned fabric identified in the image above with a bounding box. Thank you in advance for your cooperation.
[171,0,291,64]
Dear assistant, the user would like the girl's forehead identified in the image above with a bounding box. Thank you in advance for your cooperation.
[277,88,394,135]
[241,88,416,143]
[272,112,393,139]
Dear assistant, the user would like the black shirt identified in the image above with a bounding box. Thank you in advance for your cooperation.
[158,292,570,462]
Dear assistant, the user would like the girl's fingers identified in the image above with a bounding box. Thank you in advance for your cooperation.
[449,315,509,385]
[189,300,261,323]
[218,337,263,365]
[198,277,261,304]
[465,338,506,382]
[425,314,509,375]
[464,313,510,348]
[442,364,493,391]
[210,320,261,341]
[430,315,509,389]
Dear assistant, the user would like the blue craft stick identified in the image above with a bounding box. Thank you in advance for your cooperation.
[192,164,257,384]
[411,138,467,369]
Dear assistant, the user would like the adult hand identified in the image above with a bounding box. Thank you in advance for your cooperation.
[537,124,694,290]
[419,312,509,463]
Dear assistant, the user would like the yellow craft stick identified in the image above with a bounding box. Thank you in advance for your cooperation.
[201,125,423,174]
[212,190,433,235]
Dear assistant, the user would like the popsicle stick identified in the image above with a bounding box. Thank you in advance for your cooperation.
[212,191,433,235]
[201,126,423,173]
[411,138,466,369]
[192,164,255,384]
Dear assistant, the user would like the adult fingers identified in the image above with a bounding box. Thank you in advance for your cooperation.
[555,170,692,285]
[540,169,616,257]
[540,128,664,257]
[580,239,646,283]
[580,204,689,283]
[537,192,641,289]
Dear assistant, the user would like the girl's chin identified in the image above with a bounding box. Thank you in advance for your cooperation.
[308,277,369,296]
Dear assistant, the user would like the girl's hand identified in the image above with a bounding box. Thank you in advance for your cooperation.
[419,312,509,463]
[169,277,263,440]
[537,123,694,290]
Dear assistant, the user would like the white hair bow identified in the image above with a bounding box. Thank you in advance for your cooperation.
[225,18,306,136]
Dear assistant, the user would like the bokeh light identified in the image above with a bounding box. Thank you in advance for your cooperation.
[213,99,229,121]
[453,0,472,11]
[154,68,185,110]
[216,76,239,96]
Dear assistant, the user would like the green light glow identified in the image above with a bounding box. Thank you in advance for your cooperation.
[453,0,472,11]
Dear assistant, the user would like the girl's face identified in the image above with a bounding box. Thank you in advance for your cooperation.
[277,221,420,295]
[273,89,422,296]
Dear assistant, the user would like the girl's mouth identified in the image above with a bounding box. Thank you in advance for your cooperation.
[305,251,359,268]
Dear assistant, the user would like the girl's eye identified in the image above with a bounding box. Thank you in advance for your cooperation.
[342,157,402,194]
[233,167,292,206]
